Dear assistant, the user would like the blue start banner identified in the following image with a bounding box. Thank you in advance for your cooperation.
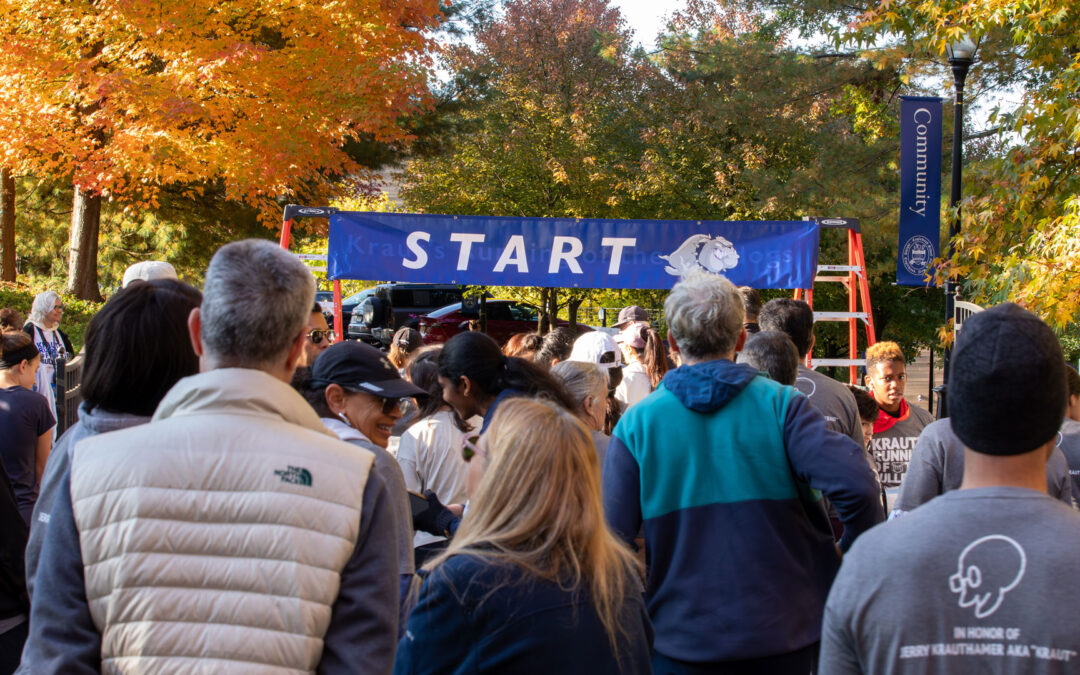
[897,96,943,286]
[327,212,820,290]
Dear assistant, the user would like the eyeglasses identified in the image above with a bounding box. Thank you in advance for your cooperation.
[307,329,335,345]
[462,434,482,462]
[373,396,408,415]
[342,388,408,415]
[52,305,63,312]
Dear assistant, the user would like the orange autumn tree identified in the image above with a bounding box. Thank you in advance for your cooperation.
[0,0,440,298]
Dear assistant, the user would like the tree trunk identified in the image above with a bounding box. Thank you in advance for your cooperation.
[537,288,551,334]
[0,168,15,282]
[568,296,583,329]
[67,185,103,301]
[547,288,559,329]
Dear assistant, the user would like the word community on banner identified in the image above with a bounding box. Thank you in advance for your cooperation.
[328,212,821,290]
[897,96,943,286]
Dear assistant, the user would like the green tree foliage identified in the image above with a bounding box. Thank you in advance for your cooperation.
[402,0,941,352]
[848,0,1080,333]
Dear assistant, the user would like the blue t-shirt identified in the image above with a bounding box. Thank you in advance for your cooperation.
[0,386,55,525]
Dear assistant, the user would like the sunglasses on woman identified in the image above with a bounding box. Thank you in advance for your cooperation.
[307,329,335,345]
[341,387,408,415]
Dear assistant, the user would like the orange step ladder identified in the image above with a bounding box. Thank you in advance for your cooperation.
[793,217,877,385]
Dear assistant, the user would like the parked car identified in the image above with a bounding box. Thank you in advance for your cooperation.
[419,300,571,346]
[348,283,466,347]
[315,291,335,314]
[317,288,372,334]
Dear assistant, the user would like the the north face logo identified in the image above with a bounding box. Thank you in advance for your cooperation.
[275,466,312,487]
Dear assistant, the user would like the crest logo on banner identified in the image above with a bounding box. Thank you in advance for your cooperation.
[901,235,935,277]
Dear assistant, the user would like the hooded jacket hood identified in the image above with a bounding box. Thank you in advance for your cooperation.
[662,358,759,413]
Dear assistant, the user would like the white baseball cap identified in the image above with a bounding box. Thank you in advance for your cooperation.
[569,331,622,369]
[122,261,178,287]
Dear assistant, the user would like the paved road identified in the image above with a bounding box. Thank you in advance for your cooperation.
[904,348,942,414]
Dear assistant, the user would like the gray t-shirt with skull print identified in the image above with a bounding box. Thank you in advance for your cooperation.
[821,487,1080,674]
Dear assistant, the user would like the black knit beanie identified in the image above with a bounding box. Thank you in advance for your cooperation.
[949,303,1066,455]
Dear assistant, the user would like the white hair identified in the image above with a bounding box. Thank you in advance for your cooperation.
[200,240,314,368]
[28,290,62,329]
[551,360,609,414]
[664,269,745,361]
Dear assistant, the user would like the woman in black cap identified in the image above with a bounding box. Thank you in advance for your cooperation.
[293,341,428,635]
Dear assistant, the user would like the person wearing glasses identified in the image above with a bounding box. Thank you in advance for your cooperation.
[294,340,427,635]
[299,300,335,367]
[22,290,73,426]
[395,397,653,674]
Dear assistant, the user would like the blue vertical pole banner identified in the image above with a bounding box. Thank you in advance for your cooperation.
[327,212,820,290]
[897,96,944,285]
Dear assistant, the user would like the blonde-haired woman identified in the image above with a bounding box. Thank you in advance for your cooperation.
[395,398,652,674]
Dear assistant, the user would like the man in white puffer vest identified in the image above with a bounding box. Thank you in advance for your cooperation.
[21,240,401,674]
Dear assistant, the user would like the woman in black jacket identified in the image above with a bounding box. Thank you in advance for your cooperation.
[395,397,653,674]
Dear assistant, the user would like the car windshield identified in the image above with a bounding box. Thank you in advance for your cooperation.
[343,289,374,305]
[426,302,463,319]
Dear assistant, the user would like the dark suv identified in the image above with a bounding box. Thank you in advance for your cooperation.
[347,283,465,348]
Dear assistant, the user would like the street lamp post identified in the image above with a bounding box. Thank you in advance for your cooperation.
[939,36,976,418]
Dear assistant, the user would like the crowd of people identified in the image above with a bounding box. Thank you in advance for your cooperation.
[1,239,1079,674]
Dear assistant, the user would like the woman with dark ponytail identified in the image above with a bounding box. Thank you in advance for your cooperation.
[615,321,667,409]
[437,332,576,436]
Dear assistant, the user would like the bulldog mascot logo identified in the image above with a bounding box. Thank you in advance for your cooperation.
[660,234,740,277]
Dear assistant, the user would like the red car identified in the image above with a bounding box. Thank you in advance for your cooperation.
[419,300,569,345]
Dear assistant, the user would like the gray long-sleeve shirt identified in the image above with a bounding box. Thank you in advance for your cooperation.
[893,418,1073,515]
[23,404,149,601]
[20,465,400,674]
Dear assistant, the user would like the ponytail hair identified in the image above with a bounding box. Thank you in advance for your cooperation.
[439,331,578,413]
[631,325,668,389]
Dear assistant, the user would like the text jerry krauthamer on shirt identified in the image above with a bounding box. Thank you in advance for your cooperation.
[821,487,1080,675]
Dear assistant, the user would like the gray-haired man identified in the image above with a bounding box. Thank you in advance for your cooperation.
[603,269,882,672]
[23,240,400,674]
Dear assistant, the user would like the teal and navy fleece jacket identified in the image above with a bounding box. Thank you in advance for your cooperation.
[602,358,884,664]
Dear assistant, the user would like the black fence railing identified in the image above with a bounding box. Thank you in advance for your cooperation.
[576,307,664,329]
[54,354,84,437]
